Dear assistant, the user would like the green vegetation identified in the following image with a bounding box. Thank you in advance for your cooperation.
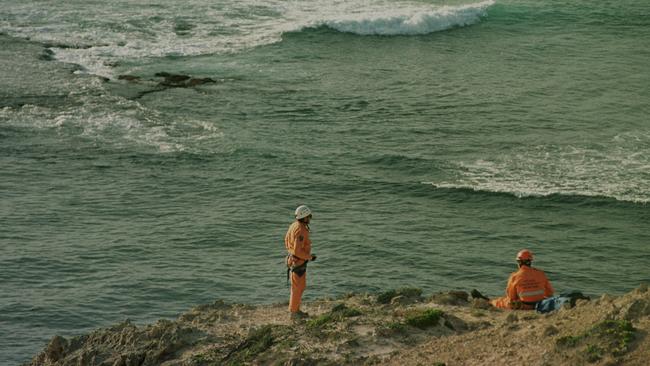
[385,321,408,335]
[306,313,335,329]
[331,303,363,317]
[378,307,446,337]
[405,308,444,329]
[585,344,604,363]
[376,288,423,304]
[222,325,289,365]
[306,304,363,329]
[555,320,636,363]
[592,320,636,357]
[557,335,582,348]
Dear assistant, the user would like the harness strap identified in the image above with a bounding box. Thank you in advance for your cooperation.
[286,254,309,284]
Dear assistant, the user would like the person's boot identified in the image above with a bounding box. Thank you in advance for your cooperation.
[290,310,309,320]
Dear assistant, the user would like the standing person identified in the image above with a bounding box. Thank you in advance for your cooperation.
[285,205,317,318]
[489,249,554,310]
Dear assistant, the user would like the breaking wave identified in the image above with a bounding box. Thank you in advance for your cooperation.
[423,136,650,204]
[321,1,494,35]
[1,0,495,78]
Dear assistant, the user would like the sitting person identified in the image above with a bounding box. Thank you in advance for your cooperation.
[485,249,555,310]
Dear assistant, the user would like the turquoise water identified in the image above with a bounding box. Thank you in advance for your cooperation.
[1,0,649,364]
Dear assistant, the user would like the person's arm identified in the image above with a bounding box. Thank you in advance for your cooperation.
[544,275,554,297]
[506,274,518,301]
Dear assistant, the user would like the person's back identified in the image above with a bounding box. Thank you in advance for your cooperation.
[490,249,554,310]
[506,264,554,309]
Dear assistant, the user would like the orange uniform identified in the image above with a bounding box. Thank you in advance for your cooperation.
[285,220,313,313]
[490,265,554,310]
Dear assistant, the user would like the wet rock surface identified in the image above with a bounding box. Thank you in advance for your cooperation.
[26,285,650,365]
[113,72,217,99]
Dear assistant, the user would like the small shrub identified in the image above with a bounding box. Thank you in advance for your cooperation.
[306,314,334,329]
[591,320,635,356]
[377,290,398,304]
[306,304,363,330]
[557,335,582,348]
[223,325,279,365]
[405,308,444,329]
[331,303,362,318]
[387,322,407,333]
[585,344,603,363]
[377,321,408,337]
[377,288,423,304]
[555,319,637,362]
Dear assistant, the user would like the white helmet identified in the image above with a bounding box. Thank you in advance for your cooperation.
[294,205,312,219]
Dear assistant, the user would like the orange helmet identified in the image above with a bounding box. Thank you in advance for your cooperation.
[516,249,533,261]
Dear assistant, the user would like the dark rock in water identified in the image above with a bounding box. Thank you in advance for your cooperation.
[186,77,215,87]
[174,20,195,36]
[118,75,141,82]
[38,48,55,61]
[42,42,94,50]
[109,72,218,100]
[154,72,215,87]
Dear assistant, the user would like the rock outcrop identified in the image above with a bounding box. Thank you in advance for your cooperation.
[26,285,650,365]
[114,72,217,100]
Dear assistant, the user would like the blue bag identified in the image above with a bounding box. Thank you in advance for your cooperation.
[536,291,590,314]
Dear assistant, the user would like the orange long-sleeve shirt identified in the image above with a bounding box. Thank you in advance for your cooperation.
[505,265,554,303]
[285,221,312,266]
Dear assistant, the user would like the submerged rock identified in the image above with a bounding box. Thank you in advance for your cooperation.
[154,72,215,87]
[117,75,141,82]
[112,72,217,100]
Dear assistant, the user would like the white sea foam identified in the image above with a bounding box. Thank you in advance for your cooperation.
[2,91,225,153]
[1,0,494,78]
[322,1,494,35]
[424,136,650,204]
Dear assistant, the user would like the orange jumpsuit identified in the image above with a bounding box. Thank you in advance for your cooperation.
[490,265,554,310]
[285,221,312,313]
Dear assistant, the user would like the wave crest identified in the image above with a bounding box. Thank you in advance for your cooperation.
[422,135,650,204]
[322,1,495,36]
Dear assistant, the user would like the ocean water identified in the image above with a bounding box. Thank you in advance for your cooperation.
[1,0,649,363]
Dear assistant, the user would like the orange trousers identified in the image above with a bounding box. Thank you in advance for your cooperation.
[490,297,512,309]
[289,271,307,312]
[490,297,535,310]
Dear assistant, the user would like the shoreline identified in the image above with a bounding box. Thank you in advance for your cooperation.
[27,284,650,365]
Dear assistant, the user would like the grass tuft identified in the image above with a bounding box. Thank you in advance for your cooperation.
[222,325,281,365]
[306,314,334,329]
[404,308,444,329]
[555,319,636,362]
[557,335,583,348]
[585,344,604,363]
[306,304,363,330]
